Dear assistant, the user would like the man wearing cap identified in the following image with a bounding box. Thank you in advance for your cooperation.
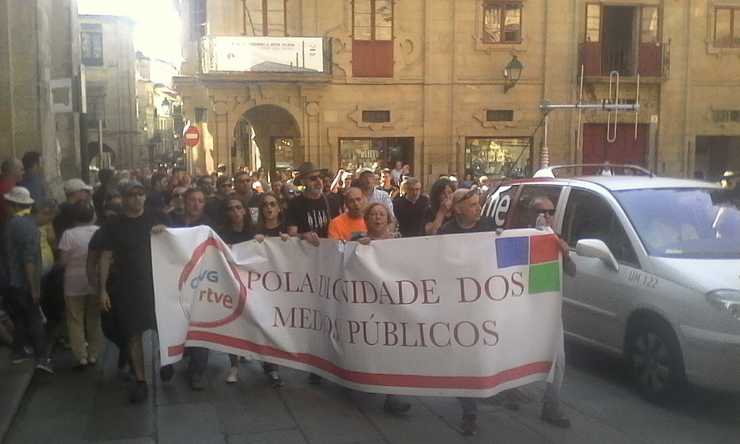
[53,178,93,241]
[438,188,496,235]
[98,180,171,403]
[286,162,339,244]
[3,186,53,373]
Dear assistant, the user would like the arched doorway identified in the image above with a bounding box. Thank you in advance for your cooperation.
[233,105,302,180]
[87,142,116,174]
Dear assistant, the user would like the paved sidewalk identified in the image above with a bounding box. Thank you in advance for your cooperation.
[0,347,34,443]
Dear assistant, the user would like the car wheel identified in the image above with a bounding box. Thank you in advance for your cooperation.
[626,320,685,403]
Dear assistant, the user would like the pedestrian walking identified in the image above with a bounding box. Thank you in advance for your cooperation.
[98,180,171,403]
[58,201,101,368]
[3,186,53,373]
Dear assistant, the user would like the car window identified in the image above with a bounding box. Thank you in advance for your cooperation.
[563,189,639,266]
[508,185,563,229]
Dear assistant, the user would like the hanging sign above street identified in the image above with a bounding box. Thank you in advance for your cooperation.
[184,126,201,147]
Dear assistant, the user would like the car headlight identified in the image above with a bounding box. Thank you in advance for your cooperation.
[706,290,740,321]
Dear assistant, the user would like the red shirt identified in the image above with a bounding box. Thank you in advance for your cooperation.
[0,176,17,224]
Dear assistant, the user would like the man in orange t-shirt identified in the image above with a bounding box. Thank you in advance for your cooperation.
[328,187,367,241]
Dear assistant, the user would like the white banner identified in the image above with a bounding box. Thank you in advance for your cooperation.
[152,227,564,397]
[202,36,324,73]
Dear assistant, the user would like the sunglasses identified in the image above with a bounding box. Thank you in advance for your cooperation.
[536,209,556,216]
[227,205,244,211]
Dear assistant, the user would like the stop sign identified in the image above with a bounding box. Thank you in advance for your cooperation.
[184,126,201,147]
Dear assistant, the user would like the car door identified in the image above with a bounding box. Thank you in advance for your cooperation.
[561,188,643,353]
[505,184,565,229]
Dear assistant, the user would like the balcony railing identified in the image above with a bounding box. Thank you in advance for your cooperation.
[200,36,331,77]
[579,41,670,78]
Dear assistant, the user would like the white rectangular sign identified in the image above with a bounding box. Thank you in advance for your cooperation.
[152,227,563,397]
[202,36,324,73]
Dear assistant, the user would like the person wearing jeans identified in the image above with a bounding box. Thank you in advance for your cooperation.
[3,186,52,373]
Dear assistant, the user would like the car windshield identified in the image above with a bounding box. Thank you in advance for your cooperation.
[615,188,740,258]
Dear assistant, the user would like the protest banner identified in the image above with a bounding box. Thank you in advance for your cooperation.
[152,227,564,398]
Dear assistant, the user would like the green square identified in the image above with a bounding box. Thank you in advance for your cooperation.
[529,262,560,294]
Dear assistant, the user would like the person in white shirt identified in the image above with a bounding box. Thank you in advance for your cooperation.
[58,201,101,368]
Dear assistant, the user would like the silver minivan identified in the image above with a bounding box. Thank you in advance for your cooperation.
[482,169,740,401]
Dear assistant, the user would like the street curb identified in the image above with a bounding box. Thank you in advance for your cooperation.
[0,350,35,444]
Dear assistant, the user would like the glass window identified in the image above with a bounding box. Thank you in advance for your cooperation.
[483,2,522,43]
[509,185,563,229]
[615,188,740,259]
[339,137,412,171]
[586,4,600,42]
[354,0,392,41]
[273,137,295,170]
[715,8,736,47]
[243,0,286,36]
[563,189,638,265]
[640,6,659,44]
[465,137,531,178]
[81,25,103,66]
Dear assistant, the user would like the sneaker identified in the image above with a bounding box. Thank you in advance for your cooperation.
[308,373,322,385]
[190,373,206,391]
[541,406,571,428]
[11,352,32,364]
[225,367,238,384]
[35,359,54,374]
[129,381,148,404]
[159,364,174,382]
[267,370,284,388]
[460,414,478,436]
[383,396,411,416]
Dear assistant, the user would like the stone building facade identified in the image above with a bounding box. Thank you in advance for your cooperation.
[80,14,138,171]
[0,0,82,192]
[174,0,740,184]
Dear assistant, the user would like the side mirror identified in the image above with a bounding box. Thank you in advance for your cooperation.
[575,239,619,272]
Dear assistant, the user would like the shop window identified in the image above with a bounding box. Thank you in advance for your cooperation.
[81,24,103,66]
[465,137,531,178]
[362,110,391,123]
[483,2,522,44]
[715,8,740,48]
[353,0,394,77]
[339,137,413,171]
[191,0,207,40]
[272,137,295,171]
[486,110,514,122]
[243,0,286,37]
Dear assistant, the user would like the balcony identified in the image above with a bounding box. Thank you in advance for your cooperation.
[199,36,331,82]
[579,41,669,80]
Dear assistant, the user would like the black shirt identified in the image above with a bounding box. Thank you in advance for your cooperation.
[393,195,430,238]
[205,197,228,228]
[286,194,338,238]
[219,226,254,245]
[438,217,497,235]
[257,223,287,238]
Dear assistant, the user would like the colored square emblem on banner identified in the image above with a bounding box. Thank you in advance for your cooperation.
[529,262,560,294]
[495,237,529,268]
[530,234,559,264]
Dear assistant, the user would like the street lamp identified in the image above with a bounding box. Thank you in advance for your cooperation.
[503,55,523,93]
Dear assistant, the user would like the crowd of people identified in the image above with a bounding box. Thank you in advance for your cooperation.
[0,152,568,437]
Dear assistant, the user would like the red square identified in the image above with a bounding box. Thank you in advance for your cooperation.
[530,234,559,264]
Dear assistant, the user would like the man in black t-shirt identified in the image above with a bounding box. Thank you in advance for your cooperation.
[286,163,338,243]
[392,177,429,237]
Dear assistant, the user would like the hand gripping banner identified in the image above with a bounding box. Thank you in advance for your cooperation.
[152,227,564,398]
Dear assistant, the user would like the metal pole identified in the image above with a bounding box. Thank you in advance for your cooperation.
[98,119,104,170]
[541,113,550,169]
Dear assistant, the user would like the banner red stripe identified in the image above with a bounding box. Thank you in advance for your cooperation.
[169,331,552,390]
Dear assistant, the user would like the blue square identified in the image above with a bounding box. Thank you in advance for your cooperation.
[496,236,529,268]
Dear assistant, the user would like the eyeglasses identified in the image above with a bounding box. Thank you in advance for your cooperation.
[536,209,556,216]
[262,200,278,208]
[227,205,243,211]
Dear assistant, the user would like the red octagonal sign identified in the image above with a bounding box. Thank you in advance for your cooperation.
[184,126,201,147]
